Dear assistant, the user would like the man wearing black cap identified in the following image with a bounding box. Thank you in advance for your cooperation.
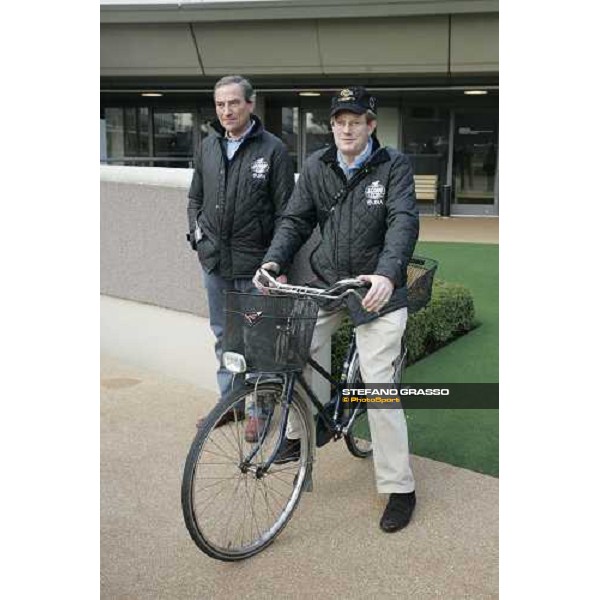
[255,87,420,533]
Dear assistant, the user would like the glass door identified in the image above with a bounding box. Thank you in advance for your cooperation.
[402,105,449,179]
[302,108,332,164]
[452,110,498,215]
[153,110,194,167]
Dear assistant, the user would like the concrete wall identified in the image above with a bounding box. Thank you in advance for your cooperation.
[101,166,207,315]
[100,165,317,316]
[100,165,326,393]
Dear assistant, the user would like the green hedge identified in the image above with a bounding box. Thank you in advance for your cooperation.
[331,279,476,380]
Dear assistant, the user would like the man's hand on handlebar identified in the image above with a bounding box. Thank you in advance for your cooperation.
[252,266,388,306]
[357,274,394,312]
[253,262,287,293]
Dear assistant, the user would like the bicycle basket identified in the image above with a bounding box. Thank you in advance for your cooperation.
[406,256,438,313]
[223,292,319,372]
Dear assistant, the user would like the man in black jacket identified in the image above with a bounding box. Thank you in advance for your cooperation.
[187,75,294,436]
[256,87,420,533]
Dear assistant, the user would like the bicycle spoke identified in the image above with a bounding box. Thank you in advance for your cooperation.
[193,475,237,521]
[265,470,296,487]
[200,445,238,462]
[204,435,238,462]
[222,473,245,547]
[242,474,262,545]
[257,477,276,523]
[268,460,312,474]
[258,478,286,520]
[195,474,240,491]
[230,480,246,547]
[249,475,264,541]
[260,479,292,501]
[215,422,243,458]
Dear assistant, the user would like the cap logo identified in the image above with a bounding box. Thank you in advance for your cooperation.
[339,88,355,102]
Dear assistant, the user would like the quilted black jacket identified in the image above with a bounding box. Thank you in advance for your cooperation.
[263,139,419,324]
[187,116,294,279]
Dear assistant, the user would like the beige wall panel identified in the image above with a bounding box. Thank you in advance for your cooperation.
[193,20,322,73]
[450,13,498,73]
[101,24,201,74]
[318,16,449,73]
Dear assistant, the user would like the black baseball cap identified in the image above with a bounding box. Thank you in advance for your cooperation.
[330,87,377,118]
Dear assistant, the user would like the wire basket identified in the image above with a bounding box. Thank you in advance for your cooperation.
[223,292,319,372]
[406,256,438,313]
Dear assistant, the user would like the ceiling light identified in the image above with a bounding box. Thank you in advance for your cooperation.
[464,90,488,96]
[141,92,163,97]
[299,92,321,97]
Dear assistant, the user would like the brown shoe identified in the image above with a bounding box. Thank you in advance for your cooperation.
[196,408,244,429]
[244,415,267,443]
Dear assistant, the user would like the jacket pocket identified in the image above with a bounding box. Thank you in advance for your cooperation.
[197,234,219,273]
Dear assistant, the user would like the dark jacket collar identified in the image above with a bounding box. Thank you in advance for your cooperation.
[319,135,390,166]
[210,114,265,140]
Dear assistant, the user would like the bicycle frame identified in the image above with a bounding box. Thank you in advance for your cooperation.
[247,326,362,473]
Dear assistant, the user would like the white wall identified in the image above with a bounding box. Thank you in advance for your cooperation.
[101,295,219,391]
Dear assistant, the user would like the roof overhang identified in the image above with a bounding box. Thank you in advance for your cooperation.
[100,0,500,24]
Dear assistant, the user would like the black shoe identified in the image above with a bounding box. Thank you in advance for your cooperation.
[273,438,301,464]
[379,491,416,533]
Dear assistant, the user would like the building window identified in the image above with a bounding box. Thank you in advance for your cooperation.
[402,106,449,178]
[105,108,124,163]
[453,110,498,205]
[124,107,149,158]
[153,111,194,162]
[103,107,210,168]
[280,107,300,172]
[303,110,331,159]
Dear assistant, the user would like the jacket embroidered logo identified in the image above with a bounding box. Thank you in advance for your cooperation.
[251,158,269,179]
[365,180,385,206]
[243,311,263,326]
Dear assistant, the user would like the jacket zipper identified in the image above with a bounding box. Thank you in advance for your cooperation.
[330,164,346,277]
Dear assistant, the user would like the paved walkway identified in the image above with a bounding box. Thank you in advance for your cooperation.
[101,355,498,599]
[419,216,498,244]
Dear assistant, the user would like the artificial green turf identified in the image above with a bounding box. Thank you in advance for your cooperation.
[404,241,499,477]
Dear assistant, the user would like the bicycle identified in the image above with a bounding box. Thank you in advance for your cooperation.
[181,256,438,561]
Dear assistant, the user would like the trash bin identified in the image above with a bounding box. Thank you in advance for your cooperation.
[440,184,452,217]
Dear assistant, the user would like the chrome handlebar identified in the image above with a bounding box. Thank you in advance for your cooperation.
[254,268,369,301]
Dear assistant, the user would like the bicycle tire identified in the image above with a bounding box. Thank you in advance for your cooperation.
[181,383,313,561]
[344,355,373,459]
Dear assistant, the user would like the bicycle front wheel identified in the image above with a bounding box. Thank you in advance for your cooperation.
[181,383,313,561]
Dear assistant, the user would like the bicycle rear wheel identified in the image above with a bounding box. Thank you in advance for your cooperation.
[344,355,373,459]
[181,383,312,561]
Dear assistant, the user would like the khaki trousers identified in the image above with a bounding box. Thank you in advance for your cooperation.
[287,307,415,494]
